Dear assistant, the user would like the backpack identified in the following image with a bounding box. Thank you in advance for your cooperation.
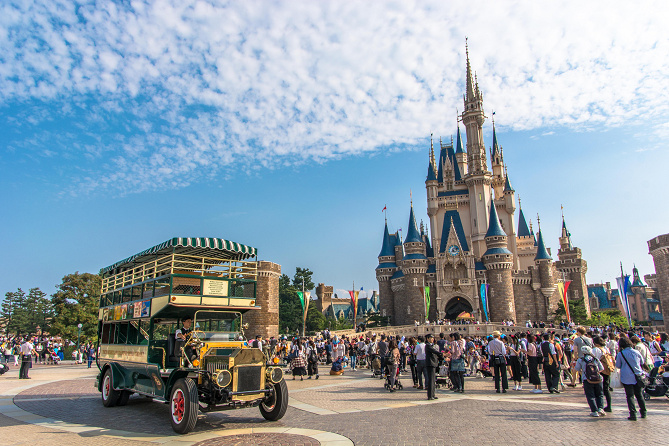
[600,352,614,376]
[584,356,602,383]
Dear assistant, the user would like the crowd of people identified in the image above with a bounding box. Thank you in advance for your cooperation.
[0,335,98,379]
[267,324,669,421]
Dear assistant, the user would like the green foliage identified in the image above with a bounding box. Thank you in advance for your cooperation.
[2,288,54,336]
[365,312,389,328]
[292,267,315,291]
[586,309,631,327]
[279,273,303,334]
[50,272,101,343]
[330,315,353,331]
[305,301,327,333]
[554,297,589,324]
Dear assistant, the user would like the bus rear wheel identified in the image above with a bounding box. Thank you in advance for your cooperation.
[170,378,198,434]
[101,369,120,407]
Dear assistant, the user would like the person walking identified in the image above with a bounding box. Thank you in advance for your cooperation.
[349,338,357,371]
[19,338,35,379]
[574,346,605,417]
[290,338,307,381]
[387,340,400,392]
[527,334,543,393]
[449,333,466,393]
[508,336,524,391]
[424,334,443,400]
[616,336,647,420]
[541,333,560,393]
[592,336,614,412]
[306,339,320,379]
[414,336,427,389]
[570,327,593,387]
[489,331,508,393]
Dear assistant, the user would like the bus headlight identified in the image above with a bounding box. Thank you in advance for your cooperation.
[213,369,232,388]
[267,367,283,384]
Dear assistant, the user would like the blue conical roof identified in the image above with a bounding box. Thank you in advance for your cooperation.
[379,222,395,257]
[504,173,514,192]
[426,160,437,181]
[492,124,501,158]
[455,127,465,154]
[404,205,423,243]
[518,208,531,237]
[485,201,506,238]
[534,230,552,260]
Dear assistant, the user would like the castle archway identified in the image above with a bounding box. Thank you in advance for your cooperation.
[444,296,473,321]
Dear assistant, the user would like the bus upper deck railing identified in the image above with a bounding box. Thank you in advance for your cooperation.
[101,253,258,295]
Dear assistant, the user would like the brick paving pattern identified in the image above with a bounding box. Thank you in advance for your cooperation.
[193,433,320,446]
[4,365,669,445]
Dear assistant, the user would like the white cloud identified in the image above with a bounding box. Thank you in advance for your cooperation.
[1,0,668,194]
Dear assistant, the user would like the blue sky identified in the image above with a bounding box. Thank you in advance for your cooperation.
[1,0,668,301]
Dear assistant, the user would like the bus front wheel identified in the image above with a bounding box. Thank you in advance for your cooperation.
[259,380,288,421]
[170,378,198,434]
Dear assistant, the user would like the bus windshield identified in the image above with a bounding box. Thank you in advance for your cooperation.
[193,311,244,341]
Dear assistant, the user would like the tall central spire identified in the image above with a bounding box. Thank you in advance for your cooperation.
[465,38,476,102]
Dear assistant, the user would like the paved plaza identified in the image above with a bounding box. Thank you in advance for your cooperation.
[0,362,668,446]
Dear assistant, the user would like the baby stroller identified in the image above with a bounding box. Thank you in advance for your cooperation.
[384,361,403,391]
[0,355,8,375]
[371,355,384,379]
[643,367,669,400]
[435,361,451,389]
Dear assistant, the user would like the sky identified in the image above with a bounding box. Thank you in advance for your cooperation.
[1,0,668,302]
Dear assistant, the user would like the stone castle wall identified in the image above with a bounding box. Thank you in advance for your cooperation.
[244,261,280,339]
[649,233,669,330]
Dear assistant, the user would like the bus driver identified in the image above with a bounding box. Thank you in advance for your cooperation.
[175,317,197,363]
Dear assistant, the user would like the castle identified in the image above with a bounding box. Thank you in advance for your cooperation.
[376,46,589,326]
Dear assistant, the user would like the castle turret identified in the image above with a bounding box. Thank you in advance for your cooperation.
[648,233,669,326]
[628,265,648,322]
[462,43,493,258]
[399,203,429,323]
[516,205,537,271]
[482,200,516,322]
[555,215,590,317]
[535,227,557,318]
[491,123,505,198]
[376,221,397,321]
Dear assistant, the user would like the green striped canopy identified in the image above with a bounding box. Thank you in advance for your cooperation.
[100,237,257,275]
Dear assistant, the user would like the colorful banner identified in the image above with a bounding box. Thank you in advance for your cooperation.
[479,283,489,322]
[140,300,151,317]
[348,289,360,322]
[557,281,572,322]
[419,286,431,320]
[297,291,306,311]
[616,275,632,327]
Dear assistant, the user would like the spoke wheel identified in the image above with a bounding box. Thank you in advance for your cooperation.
[101,369,120,407]
[170,378,198,434]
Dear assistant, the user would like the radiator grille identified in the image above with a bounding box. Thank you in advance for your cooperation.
[205,357,229,374]
[237,366,262,392]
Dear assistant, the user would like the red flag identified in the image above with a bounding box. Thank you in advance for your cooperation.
[382,206,387,212]
[563,281,572,322]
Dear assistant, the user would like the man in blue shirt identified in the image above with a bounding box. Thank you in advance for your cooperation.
[616,336,647,420]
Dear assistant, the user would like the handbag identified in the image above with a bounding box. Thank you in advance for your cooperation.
[493,355,506,366]
[620,350,648,388]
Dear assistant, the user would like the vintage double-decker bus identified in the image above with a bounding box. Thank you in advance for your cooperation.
[96,237,287,434]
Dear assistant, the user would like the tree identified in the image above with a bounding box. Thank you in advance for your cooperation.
[586,309,630,328]
[279,274,302,334]
[1,289,24,335]
[292,267,315,292]
[554,297,589,324]
[50,272,101,342]
[305,301,327,333]
[24,288,54,335]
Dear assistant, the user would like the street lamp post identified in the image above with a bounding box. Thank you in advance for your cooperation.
[77,323,83,354]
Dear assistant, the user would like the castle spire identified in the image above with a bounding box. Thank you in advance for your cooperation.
[404,202,422,243]
[504,167,514,192]
[518,207,531,237]
[560,206,573,250]
[534,229,551,261]
[492,119,501,159]
[455,125,465,154]
[465,37,476,102]
[378,220,394,257]
[485,201,506,238]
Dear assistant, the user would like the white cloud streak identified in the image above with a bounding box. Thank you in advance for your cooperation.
[1,0,668,194]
